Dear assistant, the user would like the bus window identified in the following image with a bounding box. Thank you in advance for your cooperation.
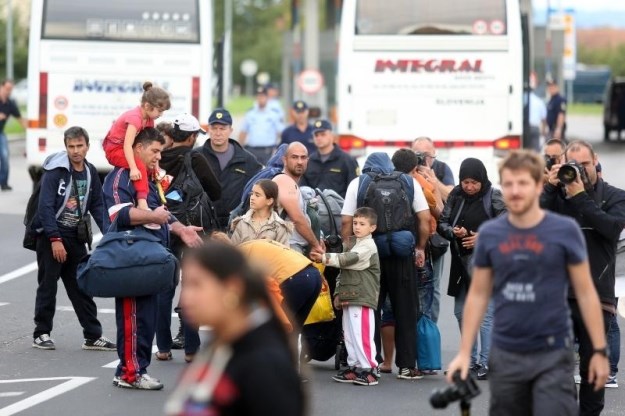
[42,0,200,43]
[356,0,507,36]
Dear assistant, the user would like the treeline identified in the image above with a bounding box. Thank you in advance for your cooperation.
[0,9,29,81]
[579,44,625,77]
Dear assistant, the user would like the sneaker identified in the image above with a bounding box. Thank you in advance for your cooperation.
[33,334,55,350]
[397,368,424,380]
[574,374,581,384]
[421,370,438,376]
[606,375,618,388]
[115,373,163,390]
[477,365,489,380]
[373,367,381,378]
[171,328,185,350]
[469,364,481,378]
[82,336,116,351]
[332,368,359,383]
[353,370,379,386]
[1,184,12,191]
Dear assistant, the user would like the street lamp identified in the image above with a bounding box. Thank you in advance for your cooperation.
[6,0,13,80]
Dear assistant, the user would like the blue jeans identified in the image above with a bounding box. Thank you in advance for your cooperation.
[431,254,444,323]
[454,283,494,367]
[417,262,434,320]
[608,312,620,376]
[0,132,9,186]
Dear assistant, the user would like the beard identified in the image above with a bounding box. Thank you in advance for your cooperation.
[507,196,535,216]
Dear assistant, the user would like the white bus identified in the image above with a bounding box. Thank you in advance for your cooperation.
[26,0,213,181]
[337,0,525,180]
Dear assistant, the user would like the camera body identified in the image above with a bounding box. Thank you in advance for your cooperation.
[557,159,588,185]
[544,155,558,171]
[430,371,481,409]
[414,152,428,167]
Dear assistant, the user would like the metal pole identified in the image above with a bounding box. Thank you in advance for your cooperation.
[223,0,232,105]
[545,0,552,81]
[6,0,14,79]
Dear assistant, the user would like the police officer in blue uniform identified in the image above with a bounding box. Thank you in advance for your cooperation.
[546,79,567,142]
[280,100,315,154]
[238,86,284,165]
[300,119,359,198]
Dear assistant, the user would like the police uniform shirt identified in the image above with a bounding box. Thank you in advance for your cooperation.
[280,123,316,154]
[546,93,566,131]
[301,145,359,198]
[240,107,284,147]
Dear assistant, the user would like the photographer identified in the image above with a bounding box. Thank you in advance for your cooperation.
[542,139,566,184]
[448,150,609,416]
[541,140,625,415]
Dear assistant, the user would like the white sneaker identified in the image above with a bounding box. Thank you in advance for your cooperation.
[574,374,581,384]
[606,375,618,388]
[33,334,55,350]
[115,373,163,390]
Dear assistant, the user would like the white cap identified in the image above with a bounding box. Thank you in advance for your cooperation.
[173,113,206,134]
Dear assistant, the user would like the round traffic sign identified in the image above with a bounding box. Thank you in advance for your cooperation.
[298,69,324,94]
[240,59,258,77]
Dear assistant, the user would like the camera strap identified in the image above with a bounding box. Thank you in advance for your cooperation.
[451,199,466,228]
[71,175,84,220]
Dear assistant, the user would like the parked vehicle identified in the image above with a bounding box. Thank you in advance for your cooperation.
[603,77,625,142]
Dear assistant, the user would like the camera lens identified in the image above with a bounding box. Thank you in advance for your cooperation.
[430,386,460,409]
[557,165,578,184]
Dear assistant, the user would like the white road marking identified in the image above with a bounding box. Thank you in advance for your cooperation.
[102,345,159,368]
[0,377,94,416]
[0,234,103,286]
[0,303,9,307]
[0,392,23,398]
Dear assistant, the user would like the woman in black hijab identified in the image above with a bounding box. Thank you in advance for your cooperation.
[438,158,506,380]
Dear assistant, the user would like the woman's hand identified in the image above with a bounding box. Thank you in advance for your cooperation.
[462,231,478,250]
[452,226,468,238]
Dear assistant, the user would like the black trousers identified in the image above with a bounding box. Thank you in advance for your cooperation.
[569,299,611,416]
[34,236,102,340]
[374,256,418,369]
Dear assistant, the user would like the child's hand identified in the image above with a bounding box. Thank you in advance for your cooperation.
[130,168,142,181]
[310,251,323,263]
[333,295,342,310]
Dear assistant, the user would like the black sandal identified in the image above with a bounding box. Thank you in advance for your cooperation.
[155,351,172,361]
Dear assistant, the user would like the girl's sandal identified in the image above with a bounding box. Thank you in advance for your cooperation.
[155,351,173,361]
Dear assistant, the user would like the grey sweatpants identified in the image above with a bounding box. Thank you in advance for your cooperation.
[489,346,577,416]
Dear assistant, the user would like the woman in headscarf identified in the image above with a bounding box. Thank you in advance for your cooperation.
[438,158,506,381]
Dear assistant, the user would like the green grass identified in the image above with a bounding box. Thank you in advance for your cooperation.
[568,103,603,116]
[213,96,255,116]
[5,105,26,135]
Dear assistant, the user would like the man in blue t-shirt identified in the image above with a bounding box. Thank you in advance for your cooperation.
[447,150,609,416]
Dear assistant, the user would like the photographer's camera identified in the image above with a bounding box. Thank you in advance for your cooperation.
[430,370,481,409]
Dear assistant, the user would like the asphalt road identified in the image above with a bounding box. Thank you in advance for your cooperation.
[1,115,625,416]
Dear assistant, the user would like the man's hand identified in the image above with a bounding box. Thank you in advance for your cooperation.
[417,166,437,184]
[51,241,67,263]
[310,251,324,263]
[415,248,425,267]
[563,172,585,198]
[462,231,478,250]
[547,164,562,187]
[588,353,610,391]
[178,225,204,248]
[151,205,171,224]
[446,352,471,383]
[452,226,468,239]
[308,243,324,259]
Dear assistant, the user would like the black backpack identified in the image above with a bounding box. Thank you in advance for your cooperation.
[165,153,218,231]
[357,171,415,234]
[23,180,43,251]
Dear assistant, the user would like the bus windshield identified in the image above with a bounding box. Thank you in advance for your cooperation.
[42,0,200,43]
[356,0,507,36]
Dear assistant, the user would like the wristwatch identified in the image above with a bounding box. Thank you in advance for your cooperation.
[592,347,609,358]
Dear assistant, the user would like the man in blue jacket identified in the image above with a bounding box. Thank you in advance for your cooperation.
[103,127,203,390]
[32,126,115,351]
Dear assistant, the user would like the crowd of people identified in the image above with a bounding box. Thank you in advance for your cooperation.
[25,81,625,416]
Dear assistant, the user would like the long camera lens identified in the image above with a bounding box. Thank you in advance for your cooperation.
[557,164,578,184]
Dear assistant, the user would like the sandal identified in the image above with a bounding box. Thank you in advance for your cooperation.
[155,351,172,361]
[379,367,392,374]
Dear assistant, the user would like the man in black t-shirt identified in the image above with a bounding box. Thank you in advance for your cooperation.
[0,80,27,191]
[447,150,609,416]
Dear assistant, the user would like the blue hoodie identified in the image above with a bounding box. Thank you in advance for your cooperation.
[357,152,414,206]
[34,151,107,239]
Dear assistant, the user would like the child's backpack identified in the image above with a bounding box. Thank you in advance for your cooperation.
[165,153,218,231]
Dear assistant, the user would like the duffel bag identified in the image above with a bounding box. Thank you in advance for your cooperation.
[77,225,178,298]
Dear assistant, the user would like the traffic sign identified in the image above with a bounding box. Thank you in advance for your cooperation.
[298,69,324,94]
[240,59,258,77]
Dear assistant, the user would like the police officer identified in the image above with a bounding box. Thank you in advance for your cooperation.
[280,100,315,154]
[546,78,567,142]
[266,82,285,124]
[197,108,262,230]
[238,86,284,166]
[300,119,359,198]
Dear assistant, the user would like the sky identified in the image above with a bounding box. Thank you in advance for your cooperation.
[533,0,625,11]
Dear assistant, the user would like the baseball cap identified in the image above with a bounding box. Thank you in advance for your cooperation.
[546,77,558,85]
[173,113,206,134]
[292,100,309,113]
[256,86,268,95]
[208,108,233,126]
[312,119,332,133]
